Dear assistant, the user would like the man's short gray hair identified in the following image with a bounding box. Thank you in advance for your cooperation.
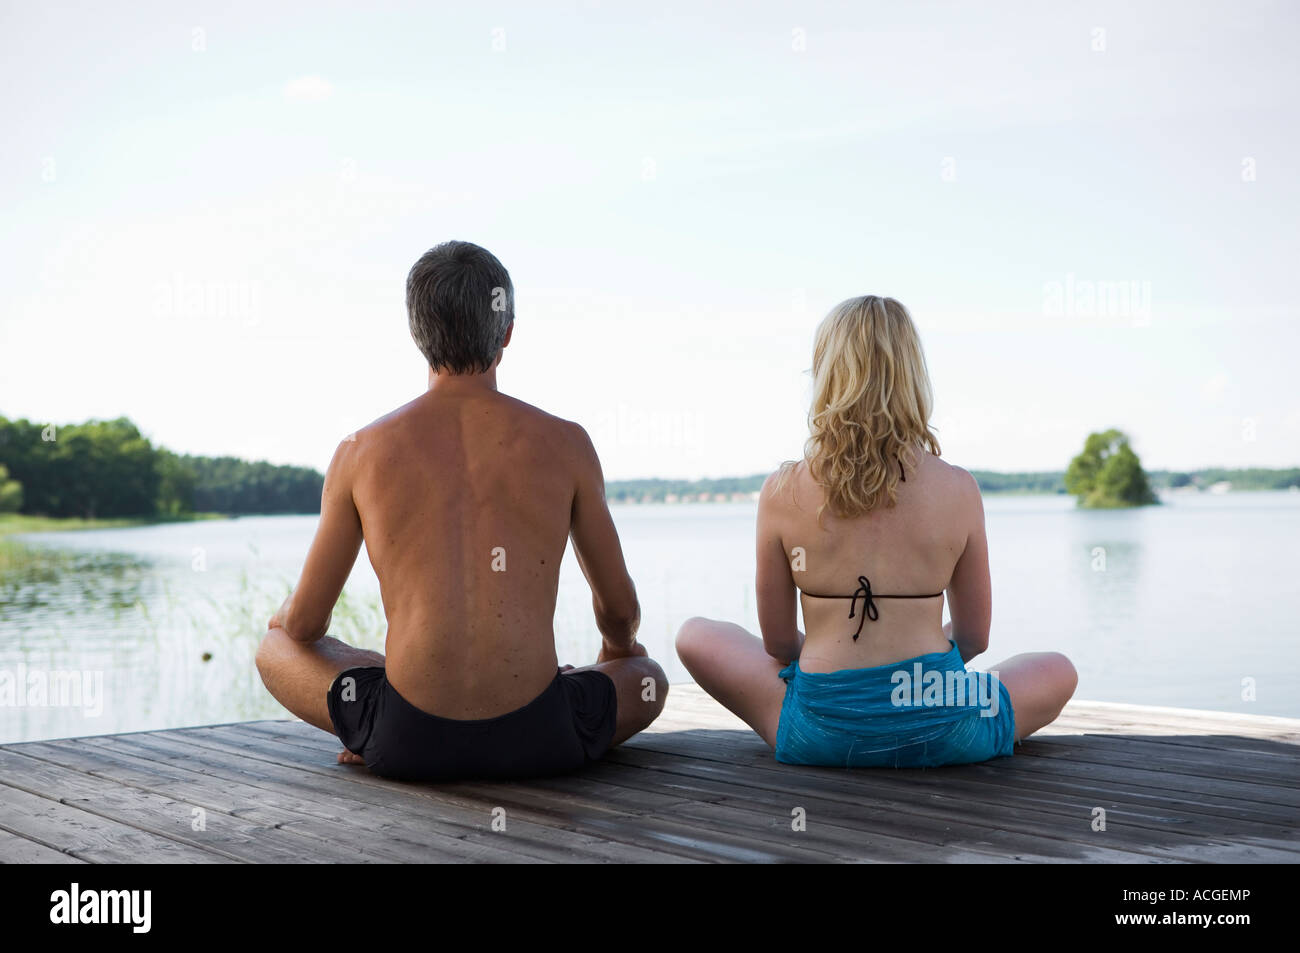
[406,241,514,374]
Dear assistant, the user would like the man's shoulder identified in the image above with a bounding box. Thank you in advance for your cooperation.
[339,392,596,469]
[323,395,432,474]
[498,395,594,454]
[340,396,420,447]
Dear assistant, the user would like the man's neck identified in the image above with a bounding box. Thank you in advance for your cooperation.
[426,366,499,394]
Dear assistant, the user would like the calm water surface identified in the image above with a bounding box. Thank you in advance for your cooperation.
[2,491,1297,742]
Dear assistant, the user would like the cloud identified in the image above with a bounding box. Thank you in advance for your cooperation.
[282,75,334,102]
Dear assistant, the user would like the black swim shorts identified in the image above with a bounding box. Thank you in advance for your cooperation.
[326,666,618,782]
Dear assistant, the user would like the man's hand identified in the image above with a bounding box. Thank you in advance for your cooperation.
[597,639,647,664]
[267,593,330,642]
[268,594,291,632]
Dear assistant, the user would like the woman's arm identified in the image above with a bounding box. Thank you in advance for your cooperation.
[756,471,804,663]
[946,468,992,663]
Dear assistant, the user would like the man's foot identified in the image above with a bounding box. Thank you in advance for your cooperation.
[337,749,365,766]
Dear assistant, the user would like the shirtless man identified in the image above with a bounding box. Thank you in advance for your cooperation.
[255,240,667,781]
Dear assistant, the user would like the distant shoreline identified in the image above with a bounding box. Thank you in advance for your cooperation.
[0,513,228,538]
[3,469,1295,530]
[604,468,1300,504]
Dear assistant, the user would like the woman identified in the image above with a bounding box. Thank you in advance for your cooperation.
[676,296,1076,767]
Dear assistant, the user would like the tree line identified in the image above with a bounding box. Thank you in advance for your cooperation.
[2,415,1295,517]
[0,416,323,518]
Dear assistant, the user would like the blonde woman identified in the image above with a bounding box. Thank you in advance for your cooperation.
[676,296,1077,767]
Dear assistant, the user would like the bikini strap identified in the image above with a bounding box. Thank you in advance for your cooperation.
[800,575,945,641]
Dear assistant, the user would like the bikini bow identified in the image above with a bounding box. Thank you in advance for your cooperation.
[847,575,879,641]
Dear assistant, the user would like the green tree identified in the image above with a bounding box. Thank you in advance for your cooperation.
[0,415,160,517]
[1065,429,1158,508]
[155,449,197,516]
[0,463,22,513]
[0,413,323,517]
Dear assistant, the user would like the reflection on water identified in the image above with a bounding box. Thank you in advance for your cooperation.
[1,493,1298,743]
[0,520,386,743]
[0,542,152,615]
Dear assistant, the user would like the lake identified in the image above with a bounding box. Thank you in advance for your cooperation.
[2,491,1298,743]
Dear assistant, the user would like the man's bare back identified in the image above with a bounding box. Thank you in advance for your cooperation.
[255,240,666,781]
[345,380,632,717]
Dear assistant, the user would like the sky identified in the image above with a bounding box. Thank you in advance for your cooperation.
[2,0,1297,480]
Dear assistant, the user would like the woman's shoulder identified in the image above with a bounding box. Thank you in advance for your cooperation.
[915,452,983,506]
[761,459,813,509]
[763,457,805,489]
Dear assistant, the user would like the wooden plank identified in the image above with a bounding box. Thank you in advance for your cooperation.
[175,726,706,863]
[525,767,1104,863]
[223,722,1010,862]
[0,777,227,864]
[3,687,1296,864]
[448,773,1017,863]
[193,726,828,863]
[438,779,840,863]
[1044,723,1299,749]
[81,731,686,864]
[1015,732,1300,788]
[211,722,1028,861]
[0,828,88,864]
[197,722,878,863]
[227,721,1187,862]
[32,737,528,864]
[1061,700,1300,734]
[610,737,1300,862]
[627,724,1300,817]
[0,747,367,864]
[637,726,1300,835]
[574,758,1171,864]
[1008,742,1300,814]
[225,715,1300,858]
[601,748,1193,862]
[645,726,1300,826]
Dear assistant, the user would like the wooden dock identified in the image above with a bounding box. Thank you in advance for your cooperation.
[1,685,1297,863]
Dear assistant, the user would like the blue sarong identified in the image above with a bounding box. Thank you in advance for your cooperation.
[774,640,1016,768]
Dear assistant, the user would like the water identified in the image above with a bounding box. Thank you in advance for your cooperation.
[2,491,1298,743]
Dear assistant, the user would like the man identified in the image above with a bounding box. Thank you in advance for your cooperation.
[256,240,666,781]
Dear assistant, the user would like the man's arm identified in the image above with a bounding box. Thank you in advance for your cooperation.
[566,423,640,659]
[268,438,364,643]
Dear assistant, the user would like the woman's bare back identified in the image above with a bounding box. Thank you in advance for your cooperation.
[762,452,989,671]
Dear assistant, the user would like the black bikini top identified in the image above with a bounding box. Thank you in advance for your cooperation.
[799,576,943,641]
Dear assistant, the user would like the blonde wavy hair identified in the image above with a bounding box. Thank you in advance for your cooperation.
[781,295,941,519]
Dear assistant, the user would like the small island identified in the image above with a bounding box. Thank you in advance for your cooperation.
[1065,428,1158,508]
